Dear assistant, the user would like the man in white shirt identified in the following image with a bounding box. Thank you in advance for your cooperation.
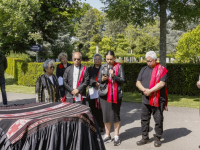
[63,52,89,104]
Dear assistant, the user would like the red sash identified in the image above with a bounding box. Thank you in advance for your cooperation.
[74,66,86,101]
[107,63,120,104]
[149,63,168,107]
[95,71,100,109]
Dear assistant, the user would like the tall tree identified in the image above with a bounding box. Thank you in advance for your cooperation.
[103,17,127,39]
[100,0,200,66]
[76,8,103,54]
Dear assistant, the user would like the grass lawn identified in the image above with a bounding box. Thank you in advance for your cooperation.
[5,73,35,94]
[5,73,199,109]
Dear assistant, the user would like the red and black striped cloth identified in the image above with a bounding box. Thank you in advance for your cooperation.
[0,102,96,145]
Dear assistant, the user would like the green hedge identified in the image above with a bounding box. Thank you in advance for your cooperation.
[6,58,200,96]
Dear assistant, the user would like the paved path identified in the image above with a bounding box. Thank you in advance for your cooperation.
[0,93,200,150]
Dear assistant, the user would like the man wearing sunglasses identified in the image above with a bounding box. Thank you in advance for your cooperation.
[63,52,89,105]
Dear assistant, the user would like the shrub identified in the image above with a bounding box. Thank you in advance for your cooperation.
[6,58,200,96]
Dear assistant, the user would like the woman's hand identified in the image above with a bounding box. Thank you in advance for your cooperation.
[102,75,108,81]
[95,82,100,90]
[109,69,114,77]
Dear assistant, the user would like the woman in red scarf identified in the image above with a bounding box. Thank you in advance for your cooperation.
[97,51,125,146]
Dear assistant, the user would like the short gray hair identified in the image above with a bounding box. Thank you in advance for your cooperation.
[43,59,55,72]
[73,52,82,59]
[93,53,102,62]
[145,51,157,60]
[58,52,68,61]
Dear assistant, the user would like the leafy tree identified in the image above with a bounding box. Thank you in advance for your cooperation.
[76,8,103,54]
[88,36,115,59]
[100,0,200,66]
[0,0,78,53]
[175,24,200,63]
[0,0,40,52]
[92,34,102,53]
[115,34,129,54]
[103,17,127,39]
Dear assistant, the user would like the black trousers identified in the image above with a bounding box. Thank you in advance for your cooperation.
[141,102,165,140]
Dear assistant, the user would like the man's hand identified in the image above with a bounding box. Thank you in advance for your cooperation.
[197,81,200,89]
[143,89,152,96]
[71,89,79,95]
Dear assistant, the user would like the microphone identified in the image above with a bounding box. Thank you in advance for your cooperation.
[109,65,113,78]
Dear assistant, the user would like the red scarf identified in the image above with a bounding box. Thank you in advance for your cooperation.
[149,63,168,107]
[107,63,120,104]
[95,71,101,109]
[74,66,86,101]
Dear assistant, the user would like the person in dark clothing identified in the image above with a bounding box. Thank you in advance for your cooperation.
[97,51,125,146]
[63,52,89,105]
[0,52,8,105]
[56,52,71,97]
[88,54,104,132]
[136,51,168,147]
[36,59,61,102]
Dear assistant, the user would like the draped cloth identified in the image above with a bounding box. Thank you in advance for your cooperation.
[0,103,105,150]
[107,63,120,104]
[149,63,168,107]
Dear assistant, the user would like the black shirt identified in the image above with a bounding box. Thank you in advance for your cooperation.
[88,65,101,88]
[56,63,71,78]
[137,65,167,105]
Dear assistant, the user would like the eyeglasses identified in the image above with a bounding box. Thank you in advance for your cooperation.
[74,58,81,61]
[94,58,101,60]
[49,66,55,69]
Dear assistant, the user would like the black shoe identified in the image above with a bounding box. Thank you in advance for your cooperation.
[103,136,112,143]
[154,139,162,147]
[114,137,121,146]
[136,138,150,146]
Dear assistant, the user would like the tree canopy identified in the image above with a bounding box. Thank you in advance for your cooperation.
[100,0,200,66]
[175,24,200,63]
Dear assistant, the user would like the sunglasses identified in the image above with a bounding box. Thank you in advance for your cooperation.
[74,58,81,61]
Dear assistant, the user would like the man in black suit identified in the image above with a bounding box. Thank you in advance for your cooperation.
[63,52,89,105]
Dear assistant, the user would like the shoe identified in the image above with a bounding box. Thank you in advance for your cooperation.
[103,135,112,143]
[136,138,150,146]
[114,137,121,146]
[154,139,162,147]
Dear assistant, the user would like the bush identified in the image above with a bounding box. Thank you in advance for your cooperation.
[6,58,200,96]
[6,51,31,62]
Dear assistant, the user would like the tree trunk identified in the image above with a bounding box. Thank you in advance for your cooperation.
[96,43,99,54]
[159,0,167,67]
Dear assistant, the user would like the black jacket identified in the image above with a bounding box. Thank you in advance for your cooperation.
[0,53,7,76]
[56,62,71,78]
[97,63,125,98]
[63,64,89,99]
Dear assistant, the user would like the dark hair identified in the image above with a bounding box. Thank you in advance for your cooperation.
[105,50,115,57]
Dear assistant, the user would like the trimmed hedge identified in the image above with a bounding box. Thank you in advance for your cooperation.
[6,58,200,96]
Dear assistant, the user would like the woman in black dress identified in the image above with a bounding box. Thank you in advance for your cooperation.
[88,54,104,132]
[56,52,71,97]
[97,51,125,146]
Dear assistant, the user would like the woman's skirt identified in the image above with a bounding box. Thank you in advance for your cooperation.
[100,95,122,123]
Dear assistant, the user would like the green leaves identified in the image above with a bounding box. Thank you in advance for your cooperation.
[176,25,200,63]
